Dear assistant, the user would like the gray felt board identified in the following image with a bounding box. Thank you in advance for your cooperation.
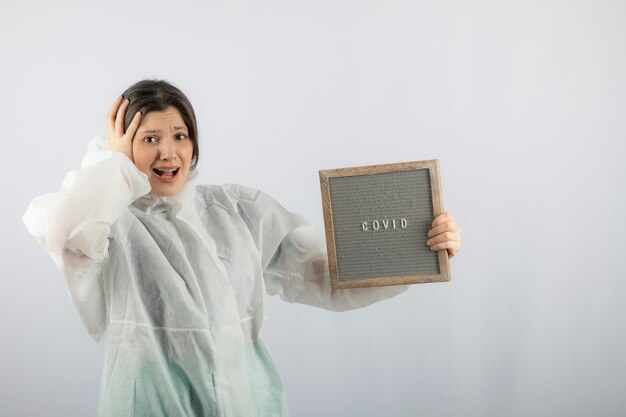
[328,169,440,281]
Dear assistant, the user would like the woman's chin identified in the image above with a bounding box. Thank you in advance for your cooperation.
[149,180,185,197]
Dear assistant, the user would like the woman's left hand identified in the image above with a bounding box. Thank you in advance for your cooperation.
[426,212,462,259]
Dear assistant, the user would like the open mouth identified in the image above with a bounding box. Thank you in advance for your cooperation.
[152,167,180,179]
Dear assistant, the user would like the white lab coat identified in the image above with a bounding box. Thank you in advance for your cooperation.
[23,137,408,417]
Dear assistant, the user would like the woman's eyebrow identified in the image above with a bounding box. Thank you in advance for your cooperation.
[137,126,188,134]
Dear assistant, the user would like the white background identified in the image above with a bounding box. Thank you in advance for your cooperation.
[1,0,625,416]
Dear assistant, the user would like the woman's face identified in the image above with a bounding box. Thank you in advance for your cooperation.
[132,106,194,196]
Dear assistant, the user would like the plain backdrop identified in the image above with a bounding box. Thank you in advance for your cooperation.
[2,0,625,416]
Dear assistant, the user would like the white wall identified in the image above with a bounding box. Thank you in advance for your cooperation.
[1,0,625,416]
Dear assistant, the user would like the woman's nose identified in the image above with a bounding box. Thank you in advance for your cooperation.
[158,140,177,161]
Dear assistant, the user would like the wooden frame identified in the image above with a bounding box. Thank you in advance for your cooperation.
[319,160,450,289]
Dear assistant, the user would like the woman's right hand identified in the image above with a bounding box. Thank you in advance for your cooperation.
[106,96,142,161]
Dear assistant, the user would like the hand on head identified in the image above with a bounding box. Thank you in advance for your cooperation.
[107,96,142,161]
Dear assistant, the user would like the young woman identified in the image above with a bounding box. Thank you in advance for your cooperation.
[23,80,462,417]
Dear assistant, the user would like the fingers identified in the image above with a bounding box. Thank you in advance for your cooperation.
[431,240,461,258]
[106,95,136,160]
[107,96,124,123]
[428,220,461,237]
[427,230,460,246]
[115,98,130,135]
[107,96,124,137]
[432,212,455,228]
[427,211,462,258]
[126,111,142,139]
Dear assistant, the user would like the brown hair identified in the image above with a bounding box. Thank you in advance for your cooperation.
[122,80,199,170]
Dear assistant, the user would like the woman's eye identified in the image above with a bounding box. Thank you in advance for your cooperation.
[176,134,188,140]
[143,136,158,143]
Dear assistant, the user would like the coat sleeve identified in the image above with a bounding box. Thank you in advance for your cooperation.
[22,137,151,346]
[231,184,409,312]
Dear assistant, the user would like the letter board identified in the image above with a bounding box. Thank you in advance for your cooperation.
[319,160,450,289]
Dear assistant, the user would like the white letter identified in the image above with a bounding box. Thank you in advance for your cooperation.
[382,220,389,229]
[373,220,380,231]
[401,218,408,228]
[362,222,368,231]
